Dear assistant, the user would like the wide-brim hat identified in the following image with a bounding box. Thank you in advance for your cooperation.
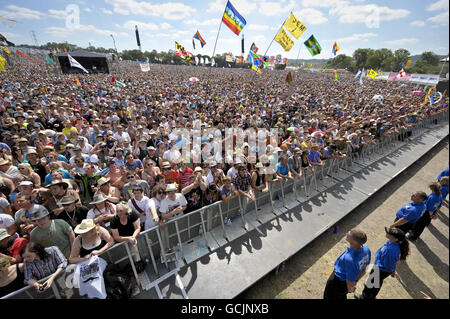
[0,158,10,166]
[31,205,50,221]
[165,183,178,192]
[46,180,69,189]
[60,195,77,205]
[74,219,97,234]
[89,194,108,205]
[97,177,110,187]
[162,161,171,168]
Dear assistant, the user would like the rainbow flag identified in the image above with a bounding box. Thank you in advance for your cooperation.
[193,30,206,48]
[332,42,340,56]
[222,1,246,36]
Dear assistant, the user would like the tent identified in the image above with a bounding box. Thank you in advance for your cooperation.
[56,50,109,74]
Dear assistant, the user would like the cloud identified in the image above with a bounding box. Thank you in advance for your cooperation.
[427,0,448,11]
[247,24,270,31]
[427,11,449,25]
[336,33,377,43]
[84,8,92,13]
[329,4,410,24]
[293,8,328,25]
[207,0,258,15]
[259,0,296,17]
[385,38,419,45]
[104,0,196,20]
[101,8,113,15]
[122,20,159,31]
[48,9,68,20]
[45,24,127,38]
[301,0,348,8]
[409,20,425,27]
[185,18,221,27]
[0,5,46,20]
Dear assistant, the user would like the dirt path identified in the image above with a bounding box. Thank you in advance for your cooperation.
[240,139,449,299]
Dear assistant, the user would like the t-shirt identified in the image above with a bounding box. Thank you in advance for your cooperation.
[30,219,73,258]
[0,213,14,229]
[122,180,150,199]
[375,240,400,273]
[220,184,235,198]
[110,211,140,237]
[395,202,426,224]
[124,159,143,172]
[184,186,203,214]
[0,197,11,215]
[276,162,290,176]
[54,206,89,229]
[127,196,151,217]
[334,244,371,282]
[160,193,188,220]
[425,193,441,213]
[146,198,160,230]
[437,167,449,181]
[73,255,107,299]
[1,237,28,257]
[308,150,320,164]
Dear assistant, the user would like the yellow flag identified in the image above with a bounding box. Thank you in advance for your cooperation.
[74,76,81,86]
[0,55,6,72]
[368,69,378,79]
[275,28,294,52]
[252,65,261,74]
[283,13,307,39]
[0,46,10,54]
[406,59,412,69]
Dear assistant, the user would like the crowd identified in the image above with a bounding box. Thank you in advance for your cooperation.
[0,50,448,298]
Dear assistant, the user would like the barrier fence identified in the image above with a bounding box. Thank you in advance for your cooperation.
[2,110,448,299]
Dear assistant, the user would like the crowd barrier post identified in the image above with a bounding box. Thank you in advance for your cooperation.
[218,204,228,240]
[144,231,159,275]
[124,242,142,292]
[155,228,169,269]
[199,208,210,248]
[174,220,184,261]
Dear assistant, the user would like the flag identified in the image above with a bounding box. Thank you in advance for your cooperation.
[252,65,261,74]
[115,80,126,88]
[68,54,89,73]
[0,46,10,55]
[270,56,275,64]
[263,56,270,67]
[250,43,258,53]
[368,69,378,79]
[140,63,150,72]
[248,50,262,73]
[222,1,247,36]
[241,34,245,54]
[135,25,141,48]
[193,30,206,48]
[45,55,56,65]
[192,39,195,50]
[16,50,43,66]
[360,70,365,85]
[334,71,338,81]
[276,54,282,64]
[275,28,294,52]
[332,42,340,56]
[74,76,81,86]
[354,70,361,79]
[0,55,6,72]
[226,55,233,62]
[304,35,321,56]
[0,33,14,46]
[286,71,293,84]
[406,59,412,69]
[283,13,307,39]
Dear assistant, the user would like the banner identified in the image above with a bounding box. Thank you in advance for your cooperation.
[226,55,233,62]
[276,54,282,64]
[140,62,150,72]
[283,13,307,39]
[274,28,294,52]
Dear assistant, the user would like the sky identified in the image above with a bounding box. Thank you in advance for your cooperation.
[0,0,449,60]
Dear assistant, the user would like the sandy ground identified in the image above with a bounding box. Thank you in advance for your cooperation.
[241,139,449,299]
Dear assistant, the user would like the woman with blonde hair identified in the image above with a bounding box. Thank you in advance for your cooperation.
[69,219,114,264]
[0,254,25,297]
[17,163,41,187]
[142,158,161,189]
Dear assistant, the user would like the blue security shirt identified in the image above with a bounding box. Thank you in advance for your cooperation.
[276,162,290,176]
[437,167,449,181]
[334,244,371,282]
[395,202,426,224]
[440,185,449,205]
[375,240,401,273]
[425,193,442,212]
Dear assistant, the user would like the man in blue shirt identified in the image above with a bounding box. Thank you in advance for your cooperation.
[276,155,293,180]
[324,229,371,299]
[390,191,427,234]
[437,167,449,182]
[308,144,324,167]
[354,227,407,299]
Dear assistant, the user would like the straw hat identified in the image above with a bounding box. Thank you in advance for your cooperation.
[0,159,10,166]
[97,177,110,187]
[89,194,108,205]
[74,219,97,235]
[166,183,178,192]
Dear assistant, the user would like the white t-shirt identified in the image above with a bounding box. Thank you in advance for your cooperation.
[146,198,161,230]
[0,197,10,215]
[127,196,151,217]
[74,255,107,299]
[113,131,131,143]
[0,213,14,228]
[160,193,187,220]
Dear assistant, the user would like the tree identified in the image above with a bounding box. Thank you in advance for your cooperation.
[420,51,440,66]
[323,54,356,72]
[393,48,410,71]
[353,48,372,69]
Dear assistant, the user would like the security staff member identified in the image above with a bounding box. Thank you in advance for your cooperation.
[323,229,371,299]
[354,227,409,299]
[407,183,442,241]
[390,191,427,234]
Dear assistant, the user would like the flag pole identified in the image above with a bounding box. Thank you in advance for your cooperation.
[262,18,288,58]
[206,16,224,89]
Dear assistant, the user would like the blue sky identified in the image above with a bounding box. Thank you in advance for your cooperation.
[1,0,448,59]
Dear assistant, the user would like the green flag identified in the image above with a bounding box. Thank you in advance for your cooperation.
[45,55,56,65]
[304,35,321,57]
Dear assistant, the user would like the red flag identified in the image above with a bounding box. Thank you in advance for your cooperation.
[111,76,116,83]
[16,50,43,66]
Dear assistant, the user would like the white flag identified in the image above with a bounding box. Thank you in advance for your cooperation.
[360,70,365,85]
[354,70,361,79]
[211,58,215,66]
[140,63,150,72]
[200,57,204,65]
[195,57,199,65]
[68,54,89,73]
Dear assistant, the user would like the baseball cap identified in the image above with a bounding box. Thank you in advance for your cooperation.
[385,227,405,242]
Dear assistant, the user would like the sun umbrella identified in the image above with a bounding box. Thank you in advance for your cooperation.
[287,127,299,133]
[311,131,326,137]
[189,77,200,83]
[412,90,423,95]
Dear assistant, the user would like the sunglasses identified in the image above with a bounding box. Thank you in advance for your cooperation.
[62,203,74,207]
[157,191,166,195]
[18,167,27,170]
[127,176,135,179]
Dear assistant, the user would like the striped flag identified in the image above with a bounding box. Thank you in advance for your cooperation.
[222,1,247,36]
[193,30,206,48]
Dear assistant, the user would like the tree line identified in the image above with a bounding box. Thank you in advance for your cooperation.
[324,48,448,75]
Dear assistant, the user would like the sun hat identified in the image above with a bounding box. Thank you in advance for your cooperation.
[59,195,77,206]
[74,219,97,235]
[0,228,11,241]
[31,205,50,221]
[166,183,178,192]
[45,180,69,189]
[97,177,111,187]
[0,159,10,166]
[89,194,108,205]
[194,166,203,172]
[19,181,33,187]
[162,161,171,169]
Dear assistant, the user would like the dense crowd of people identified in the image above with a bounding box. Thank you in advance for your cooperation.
[0,50,448,298]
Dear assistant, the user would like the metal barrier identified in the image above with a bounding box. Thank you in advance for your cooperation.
[2,110,448,299]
